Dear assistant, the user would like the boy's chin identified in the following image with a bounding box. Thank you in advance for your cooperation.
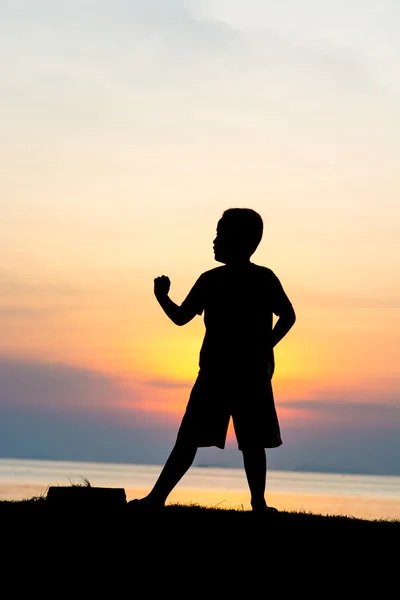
[214,253,226,264]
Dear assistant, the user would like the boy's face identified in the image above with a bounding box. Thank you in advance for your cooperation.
[213,218,249,264]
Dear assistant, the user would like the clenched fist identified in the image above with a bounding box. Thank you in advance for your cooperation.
[154,275,171,298]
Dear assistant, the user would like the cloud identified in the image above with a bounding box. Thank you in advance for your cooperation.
[0,356,187,423]
[0,358,399,474]
[0,0,242,72]
[0,356,178,463]
[142,377,192,389]
[0,358,135,412]
[0,272,80,297]
[0,405,176,465]
[0,307,58,318]
[269,391,400,474]
[269,423,400,475]
[1,0,398,169]
[281,398,400,428]
[0,273,85,318]
[0,0,247,158]
[0,273,113,321]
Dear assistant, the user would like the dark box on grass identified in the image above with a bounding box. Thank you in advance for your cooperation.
[46,486,126,508]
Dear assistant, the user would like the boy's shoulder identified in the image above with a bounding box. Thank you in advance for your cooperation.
[198,263,278,280]
[251,264,276,277]
[198,265,225,279]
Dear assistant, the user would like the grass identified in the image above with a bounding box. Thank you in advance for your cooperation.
[1,493,398,588]
[1,493,398,534]
[2,475,399,578]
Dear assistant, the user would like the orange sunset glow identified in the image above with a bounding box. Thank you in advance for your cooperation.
[1,0,399,476]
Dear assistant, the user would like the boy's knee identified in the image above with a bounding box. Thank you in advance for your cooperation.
[174,439,198,453]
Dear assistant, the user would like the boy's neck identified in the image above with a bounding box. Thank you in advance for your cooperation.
[224,258,252,268]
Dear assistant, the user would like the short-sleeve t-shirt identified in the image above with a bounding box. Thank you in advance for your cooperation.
[180,262,293,374]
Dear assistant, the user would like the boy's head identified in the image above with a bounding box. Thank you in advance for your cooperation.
[213,208,264,264]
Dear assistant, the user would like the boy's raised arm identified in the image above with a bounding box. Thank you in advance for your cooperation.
[154,275,198,326]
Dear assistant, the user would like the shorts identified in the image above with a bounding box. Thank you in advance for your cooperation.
[176,368,282,450]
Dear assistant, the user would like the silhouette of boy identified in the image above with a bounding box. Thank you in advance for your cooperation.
[131,208,296,512]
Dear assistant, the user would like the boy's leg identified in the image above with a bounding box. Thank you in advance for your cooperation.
[241,446,277,512]
[130,440,198,508]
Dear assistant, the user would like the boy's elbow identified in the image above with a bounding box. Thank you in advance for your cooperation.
[176,314,193,326]
[173,313,189,326]
[175,306,195,326]
[283,306,296,326]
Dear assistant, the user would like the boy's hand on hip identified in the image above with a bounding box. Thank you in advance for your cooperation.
[154,275,171,298]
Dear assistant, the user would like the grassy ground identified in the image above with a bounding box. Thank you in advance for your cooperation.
[1,495,398,590]
[1,495,398,547]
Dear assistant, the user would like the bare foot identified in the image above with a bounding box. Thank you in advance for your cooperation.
[127,496,164,511]
[251,502,278,513]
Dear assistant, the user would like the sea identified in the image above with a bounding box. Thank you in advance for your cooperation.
[1,458,399,521]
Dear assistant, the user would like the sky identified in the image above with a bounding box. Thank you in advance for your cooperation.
[1,0,399,475]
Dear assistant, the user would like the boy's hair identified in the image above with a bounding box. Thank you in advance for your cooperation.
[221,208,264,256]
